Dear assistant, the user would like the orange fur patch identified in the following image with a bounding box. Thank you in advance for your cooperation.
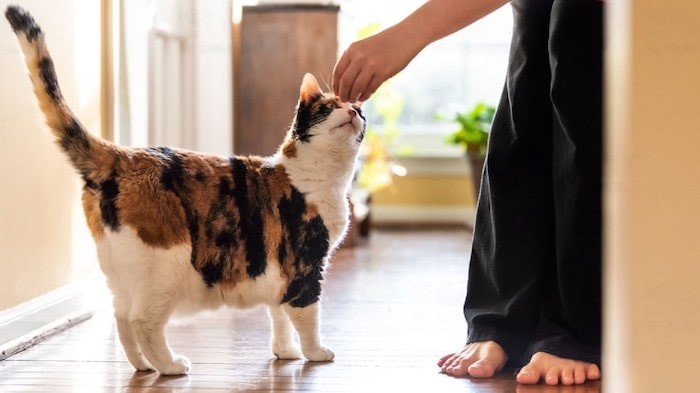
[282,139,297,158]
[82,190,104,240]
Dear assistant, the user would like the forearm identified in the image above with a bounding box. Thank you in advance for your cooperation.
[333,0,510,102]
[397,0,510,53]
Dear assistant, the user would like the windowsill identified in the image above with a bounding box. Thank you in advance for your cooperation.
[386,131,472,176]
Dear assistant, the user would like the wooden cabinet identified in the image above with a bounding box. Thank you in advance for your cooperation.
[234,4,339,156]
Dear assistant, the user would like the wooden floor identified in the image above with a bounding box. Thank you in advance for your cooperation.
[0,228,602,392]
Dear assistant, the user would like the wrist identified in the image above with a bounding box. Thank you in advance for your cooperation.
[391,20,430,59]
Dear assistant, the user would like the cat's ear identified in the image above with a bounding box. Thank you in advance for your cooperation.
[299,73,323,104]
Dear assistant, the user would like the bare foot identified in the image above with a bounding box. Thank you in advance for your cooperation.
[516,352,601,385]
[437,341,507,378]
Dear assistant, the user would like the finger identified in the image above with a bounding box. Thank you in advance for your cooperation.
[358,74,384,102]
[348,70,374,104]
[336,61,362,103]
[332,52,350,95]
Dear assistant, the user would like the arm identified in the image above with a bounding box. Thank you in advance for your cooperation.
[332,0,510,102]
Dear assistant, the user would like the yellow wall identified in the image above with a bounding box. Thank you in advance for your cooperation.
[0,0,101,311]
[605,0,700,392]
[372,175,475,207]
[368,155,477,226]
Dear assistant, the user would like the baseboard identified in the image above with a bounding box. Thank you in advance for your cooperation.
[0,280,102,360]
[370,205,476,227]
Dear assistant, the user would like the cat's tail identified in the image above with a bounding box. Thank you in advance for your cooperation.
[5,5,111,181]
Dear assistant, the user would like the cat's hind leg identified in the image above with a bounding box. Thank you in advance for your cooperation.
[129,296,191,375]
[283,303,334,362]
[111,288,153,371]
[115,317,153,371]
[268,304,302,359]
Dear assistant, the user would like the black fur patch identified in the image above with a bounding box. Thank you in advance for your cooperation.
[4,6,41,42]
[292,102,314,142]
[38,57,61,101]
[279,188,330,308]
[60,118,90,154]
[151,147,203,280]
[292,96,332,142]
[283,271,323,308]
[82,175,98,190]
[229,157,267,277]
[156,147,186,191]
[200,260,226,288]
[99,175,120,230]
[200,179,240,286]
[194,170,206,183]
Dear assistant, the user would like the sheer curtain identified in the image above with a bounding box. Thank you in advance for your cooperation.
[108,0,233,153]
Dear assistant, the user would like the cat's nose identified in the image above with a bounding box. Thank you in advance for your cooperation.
[348,109,357,118]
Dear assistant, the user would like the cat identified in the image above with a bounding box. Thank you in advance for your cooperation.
[5,5,365,375]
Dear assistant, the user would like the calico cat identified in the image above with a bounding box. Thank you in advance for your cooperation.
[5,5,365,375]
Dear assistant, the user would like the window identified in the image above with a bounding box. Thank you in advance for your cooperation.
[338,1,513,157]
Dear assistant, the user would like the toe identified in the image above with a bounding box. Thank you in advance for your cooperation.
[437,353,455,367]
[560,367,575,385]
[467,359,497,378]
[440,354,460,373]
[449,362,470,377]
[516,366,541,385]
[586,363,601,380]
[573,364,587,384]
[440,341,507,379]
[448,356,476,377]
[544,366,561,385]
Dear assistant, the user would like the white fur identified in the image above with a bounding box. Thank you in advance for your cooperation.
[272,101,364,250]
[97,226,334,375]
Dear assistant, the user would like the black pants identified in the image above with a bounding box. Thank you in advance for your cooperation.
[464,0,603,367]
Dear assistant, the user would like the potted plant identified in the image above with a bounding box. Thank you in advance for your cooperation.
[446,102,496,199]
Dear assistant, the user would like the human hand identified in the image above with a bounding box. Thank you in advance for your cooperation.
[332,26,422,103]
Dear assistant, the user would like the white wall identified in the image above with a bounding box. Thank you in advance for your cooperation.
[0,0,101,311]
[605,0,700,391]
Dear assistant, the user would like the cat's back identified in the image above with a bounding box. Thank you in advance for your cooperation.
[83,146,285,249]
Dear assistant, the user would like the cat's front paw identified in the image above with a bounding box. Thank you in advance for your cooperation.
[303,346,335,362]
[126,353,153,372]
[157,355,191,375]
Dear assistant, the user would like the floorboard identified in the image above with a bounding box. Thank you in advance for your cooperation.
[0,228,602,392]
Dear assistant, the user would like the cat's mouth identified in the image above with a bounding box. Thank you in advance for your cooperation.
[342,118,365,143]
[337,115,363,132]
[332,108,364,141]
[339,120,356,129]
